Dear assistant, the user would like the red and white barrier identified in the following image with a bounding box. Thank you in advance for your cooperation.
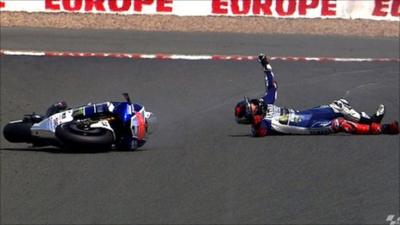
[1,49,399,62]
[0,0,399,21]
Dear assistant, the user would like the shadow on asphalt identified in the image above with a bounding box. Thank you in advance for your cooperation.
[0,147,143,154]
[228,134,253,137]
[228,133,359,138]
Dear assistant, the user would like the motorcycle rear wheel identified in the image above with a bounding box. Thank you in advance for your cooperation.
[3,121,34,143]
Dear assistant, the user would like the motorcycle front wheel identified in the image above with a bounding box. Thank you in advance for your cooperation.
[55,122,114,149]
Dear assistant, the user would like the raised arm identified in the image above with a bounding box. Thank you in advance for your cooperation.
[258,54,277,104]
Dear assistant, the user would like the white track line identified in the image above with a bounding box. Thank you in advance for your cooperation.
[1,50,46,56]
[1,50,399,62]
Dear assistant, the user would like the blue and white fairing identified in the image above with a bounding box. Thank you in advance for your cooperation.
[75,101,145,122]
[38,101,155,149]
[31,102,146,138]
[111,102,149,149]
[110,102,145,123]
[78,101,157,149]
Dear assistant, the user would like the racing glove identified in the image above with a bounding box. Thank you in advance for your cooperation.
[258,53,272,71]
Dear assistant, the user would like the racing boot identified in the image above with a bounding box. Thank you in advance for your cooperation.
[357,104,384,124]
[381,121,399,135]
[330,99,361,122]
[330,99,382,124]
[258,53,272,71]
[370,104,385,123]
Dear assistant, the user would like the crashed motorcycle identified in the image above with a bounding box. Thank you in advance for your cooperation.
[3,94,156,150]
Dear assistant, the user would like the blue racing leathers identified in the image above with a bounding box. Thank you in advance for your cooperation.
[252,69,344,136]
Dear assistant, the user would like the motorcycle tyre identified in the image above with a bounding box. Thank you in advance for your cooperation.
[3,121,34,143]
[55,122,114,149]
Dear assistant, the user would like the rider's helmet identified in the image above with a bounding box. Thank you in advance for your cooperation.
[235,97,263,124]
[235,100,251,124]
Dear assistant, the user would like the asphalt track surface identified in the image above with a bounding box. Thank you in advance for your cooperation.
[1,28,399,224]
